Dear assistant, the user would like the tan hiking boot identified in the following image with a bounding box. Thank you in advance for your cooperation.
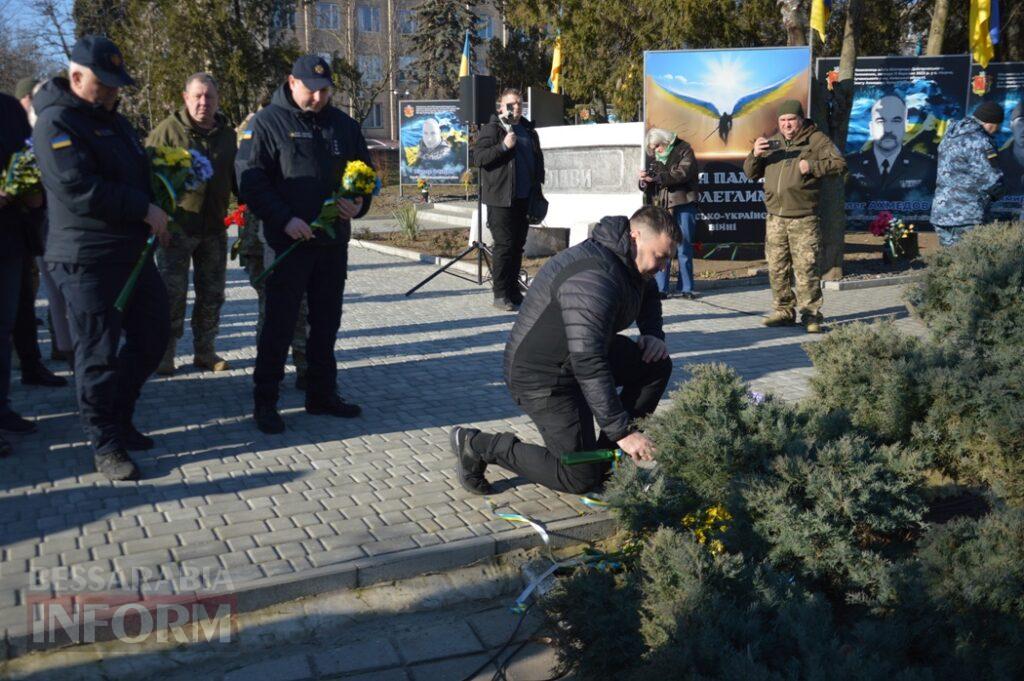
[194,353,231,372]
[762,310,796,327]
[803,316,824,334]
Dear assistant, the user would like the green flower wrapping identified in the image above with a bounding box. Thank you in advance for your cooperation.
[1,141,43,199]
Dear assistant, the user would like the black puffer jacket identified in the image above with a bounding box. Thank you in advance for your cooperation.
[504,216,665,442]
[235,83,372,254]
[0,93,38,258]
[31,78,152,264]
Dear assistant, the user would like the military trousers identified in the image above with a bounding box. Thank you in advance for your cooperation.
[253,243,346,405]
[156,229,227,358]
[49,259,169,455]
[765,213,823,319]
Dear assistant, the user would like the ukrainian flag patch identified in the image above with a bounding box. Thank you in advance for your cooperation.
[242,130,253,140]
[51,134,72,150]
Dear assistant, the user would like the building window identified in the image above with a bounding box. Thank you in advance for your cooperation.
[398,9,416,34]
[272,8,296,29]
[357,4,381,32]
[476,15,493,40]
[316,2,341,30]
[357,54,383,82]
[397,55,416,83]
[364,102,383,129]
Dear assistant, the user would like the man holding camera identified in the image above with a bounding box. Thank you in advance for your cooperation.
[474,88,545,312]
[449,206,676,496]
[743,100,846,333]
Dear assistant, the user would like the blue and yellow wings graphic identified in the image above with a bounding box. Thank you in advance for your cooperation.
[731,72,804,119]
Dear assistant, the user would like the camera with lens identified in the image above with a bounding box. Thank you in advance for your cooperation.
[765,139,782,152]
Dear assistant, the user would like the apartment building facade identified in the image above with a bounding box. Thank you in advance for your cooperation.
[274,1,505,141]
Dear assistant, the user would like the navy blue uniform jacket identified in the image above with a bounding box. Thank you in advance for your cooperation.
[235,84,373,255]
[31,78,153,265]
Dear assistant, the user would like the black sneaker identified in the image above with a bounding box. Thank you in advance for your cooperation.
[680,291,696,300]
[0,411,36,434]
[254,403,285,434]
[0,435,11,458]
[94,449,139,481]
[121,423,155,451]
[449,426,493,496]
[21,364,68,387]
[305,394,361,418]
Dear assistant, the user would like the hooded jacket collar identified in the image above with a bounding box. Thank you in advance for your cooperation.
[32,77,118,121]
[592,216,641,280]
[174,106,227,136]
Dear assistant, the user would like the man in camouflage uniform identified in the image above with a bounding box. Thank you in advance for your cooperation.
[235,113,309,390]
[930,101,1005,247]
[743,100,847,334]
[148,73,236,374]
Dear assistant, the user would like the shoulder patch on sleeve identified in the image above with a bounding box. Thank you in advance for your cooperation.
[50,134,72,150]
[242,130,253,140]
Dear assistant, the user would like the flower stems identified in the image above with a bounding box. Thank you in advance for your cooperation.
[252,240,301,287]
[114,235,156,312]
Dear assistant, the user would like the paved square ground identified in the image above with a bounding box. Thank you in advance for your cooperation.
[0,243,921,647]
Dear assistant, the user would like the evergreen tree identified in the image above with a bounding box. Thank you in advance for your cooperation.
[71,0,297,129]
[485,29,552,94]
[410,0,481,99]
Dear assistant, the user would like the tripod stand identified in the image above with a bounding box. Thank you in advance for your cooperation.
[404,181,529,297]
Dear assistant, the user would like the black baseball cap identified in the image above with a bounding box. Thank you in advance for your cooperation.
[292,55,333,90]
[70,36,134,87]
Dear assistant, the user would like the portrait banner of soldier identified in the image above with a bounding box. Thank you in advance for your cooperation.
[816,55,971,226]
[398,100,468,185]
[644,47,812,244]
[968,62,1024,220]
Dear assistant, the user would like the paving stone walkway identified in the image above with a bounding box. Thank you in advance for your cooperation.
[0,241,922,663]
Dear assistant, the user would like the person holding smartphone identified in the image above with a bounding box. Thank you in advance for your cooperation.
[473,88,545,312]
[744,100,846,334]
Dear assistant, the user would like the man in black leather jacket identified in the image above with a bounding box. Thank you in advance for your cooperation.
[450,206,677,495]
[474,88,545,311]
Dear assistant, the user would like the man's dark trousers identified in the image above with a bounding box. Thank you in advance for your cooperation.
[13,254,43,370]
[488,198,529,301]
[0,255,22,418]
[472,335,673,494]
[254,243,346,405]
[49,259,169,455]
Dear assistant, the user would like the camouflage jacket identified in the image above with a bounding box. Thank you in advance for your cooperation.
[931,117,1004,227]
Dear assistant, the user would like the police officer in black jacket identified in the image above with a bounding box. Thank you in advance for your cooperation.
[33,37,172,481]
[236,56,373,434]
[450,206,677,495]
[0,92,46,457]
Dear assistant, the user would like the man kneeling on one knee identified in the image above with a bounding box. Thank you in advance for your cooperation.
[451,206,677,495]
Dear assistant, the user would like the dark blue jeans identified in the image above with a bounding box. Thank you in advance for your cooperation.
[254,243,347,405]
[49,259,169,455]
[654,203,697,294]
[0,255,22,418]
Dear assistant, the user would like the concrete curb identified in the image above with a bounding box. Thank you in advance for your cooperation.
[351,238,482,279]
[3,510,614,658]
[822,272,922,291]
[352,240,918,295]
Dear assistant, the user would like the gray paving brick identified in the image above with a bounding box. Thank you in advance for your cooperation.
[313,639,401,675]
[396,620,484,663]
[253,528,309,547]
[224,654,313,681]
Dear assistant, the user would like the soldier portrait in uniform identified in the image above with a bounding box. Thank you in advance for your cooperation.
[846,94,937,206]
[417,118,453,168]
